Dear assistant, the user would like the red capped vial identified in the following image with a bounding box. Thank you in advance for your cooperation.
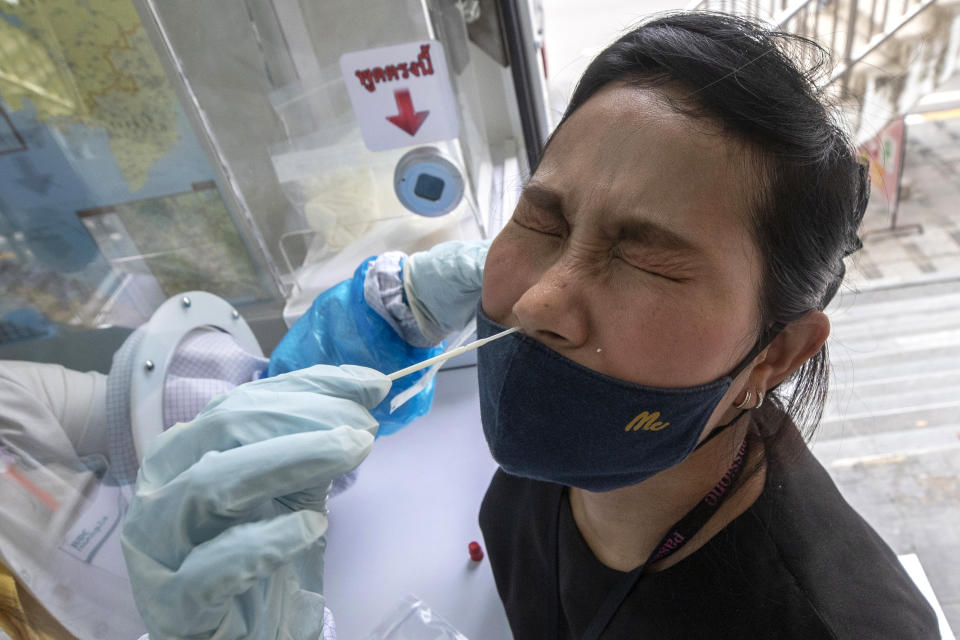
[468,541,484,562]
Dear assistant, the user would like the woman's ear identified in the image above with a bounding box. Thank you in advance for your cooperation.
[750,310,830,393]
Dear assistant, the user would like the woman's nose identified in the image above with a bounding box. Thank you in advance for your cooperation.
[512,259,590,349]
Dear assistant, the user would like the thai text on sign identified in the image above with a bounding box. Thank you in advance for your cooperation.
[353,44,435,93]
[340,40,459,152]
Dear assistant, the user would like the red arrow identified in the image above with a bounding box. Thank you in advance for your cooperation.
[386,88,429,136]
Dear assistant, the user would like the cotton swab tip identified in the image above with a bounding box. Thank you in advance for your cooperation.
[387,326,518,381]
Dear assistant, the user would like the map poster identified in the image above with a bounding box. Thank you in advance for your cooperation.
[0,0,270,330]
[77,181,265,303]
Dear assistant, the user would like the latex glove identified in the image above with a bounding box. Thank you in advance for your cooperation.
[121,364,391,640]
[403,239,491,346]
[268,257,441,436]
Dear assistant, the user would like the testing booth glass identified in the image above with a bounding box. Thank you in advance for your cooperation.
[0,0,550,637]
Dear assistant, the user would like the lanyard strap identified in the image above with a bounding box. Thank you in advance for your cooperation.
[561,440,749,640]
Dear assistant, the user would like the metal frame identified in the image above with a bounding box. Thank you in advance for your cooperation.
[498,0,550,172]
[131,0,286,301]
[689,0,938,99]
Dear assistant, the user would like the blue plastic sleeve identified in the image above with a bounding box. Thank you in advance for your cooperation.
[267,257,443,435]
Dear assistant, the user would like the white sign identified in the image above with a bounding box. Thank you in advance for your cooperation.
[340,40,460,151]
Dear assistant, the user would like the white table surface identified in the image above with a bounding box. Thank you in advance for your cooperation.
[323,365,513,639]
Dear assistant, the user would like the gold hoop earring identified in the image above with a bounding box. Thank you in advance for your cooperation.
[735,390,752,410]
[753,391,764,410]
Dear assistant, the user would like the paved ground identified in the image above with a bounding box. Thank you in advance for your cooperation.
[819,276,960,635]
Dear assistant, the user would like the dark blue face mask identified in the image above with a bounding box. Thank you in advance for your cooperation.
[476,307,769,492]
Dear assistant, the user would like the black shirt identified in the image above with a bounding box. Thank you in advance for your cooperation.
[479,410,939,639]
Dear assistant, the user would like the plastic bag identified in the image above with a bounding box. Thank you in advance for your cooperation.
[270,121,410,261]
[267,257,442,436]
[365,596,469,640]
[281,211,469,324]
[0,439,94,562]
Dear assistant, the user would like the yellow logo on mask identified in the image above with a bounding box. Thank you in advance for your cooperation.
[625,411,670,432]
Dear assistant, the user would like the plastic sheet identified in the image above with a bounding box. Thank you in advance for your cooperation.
[365,595,469,640]
[0,439,93,563]
[270,124,408,261]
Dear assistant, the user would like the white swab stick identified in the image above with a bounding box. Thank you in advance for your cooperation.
[387,327,518,381]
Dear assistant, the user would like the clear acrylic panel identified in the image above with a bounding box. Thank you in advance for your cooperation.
[1,0,496,345]
[0,0,275,338]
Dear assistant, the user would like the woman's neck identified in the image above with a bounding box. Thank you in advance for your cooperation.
[568,417,765,572]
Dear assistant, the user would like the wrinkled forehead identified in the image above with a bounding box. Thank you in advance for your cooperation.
[536,83,763,233]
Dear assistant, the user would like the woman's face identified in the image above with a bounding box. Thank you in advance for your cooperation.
[482,83,765,394]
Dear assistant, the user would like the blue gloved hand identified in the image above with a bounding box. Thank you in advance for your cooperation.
[269,257,441,436]
[268,239,489,436]
[121,364,390,640]
[403,239,491,346]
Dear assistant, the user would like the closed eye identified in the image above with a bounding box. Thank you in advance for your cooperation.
[511,202,567,238]
[512,217,563,237]
[613,253,690,283]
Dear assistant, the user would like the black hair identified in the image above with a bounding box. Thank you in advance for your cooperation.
[538,12,869,445]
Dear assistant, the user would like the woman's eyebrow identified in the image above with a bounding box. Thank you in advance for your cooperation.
[521,180,705,257]
[520,181,563,212]
[618,219,704,256]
